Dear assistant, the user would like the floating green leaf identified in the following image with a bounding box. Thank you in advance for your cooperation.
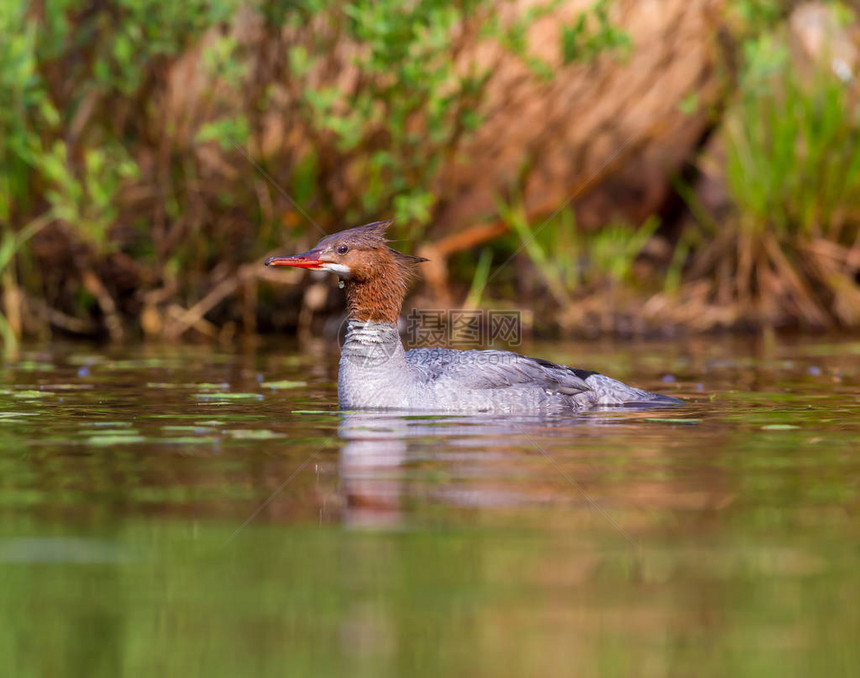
[227,429,284,440]
[85,435,147,446]
[194,393,263,401]
[260,380,307,390]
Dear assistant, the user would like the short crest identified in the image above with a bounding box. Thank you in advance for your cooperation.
[315,220,394,251]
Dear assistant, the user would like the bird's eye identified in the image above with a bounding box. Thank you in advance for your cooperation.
[336,245,349,255]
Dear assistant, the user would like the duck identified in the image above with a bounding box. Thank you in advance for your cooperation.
[266,221,682,412]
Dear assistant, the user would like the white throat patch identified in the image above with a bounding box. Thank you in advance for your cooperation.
[321,262,352,277]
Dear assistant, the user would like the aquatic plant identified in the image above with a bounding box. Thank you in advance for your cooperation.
[687,30,860,328]
[496,193,660,332]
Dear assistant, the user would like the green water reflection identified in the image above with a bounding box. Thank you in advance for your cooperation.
[0,337,858,676]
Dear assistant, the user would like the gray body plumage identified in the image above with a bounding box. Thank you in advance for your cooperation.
[338,321,681,412]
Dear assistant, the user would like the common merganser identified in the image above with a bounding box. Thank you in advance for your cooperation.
[266,221,682,412]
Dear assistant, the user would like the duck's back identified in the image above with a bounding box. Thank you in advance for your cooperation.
[404,347,677,412]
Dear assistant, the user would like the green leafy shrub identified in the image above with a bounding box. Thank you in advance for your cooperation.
[1,0,633,342]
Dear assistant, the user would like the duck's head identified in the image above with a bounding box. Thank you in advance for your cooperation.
[266,220,428,323]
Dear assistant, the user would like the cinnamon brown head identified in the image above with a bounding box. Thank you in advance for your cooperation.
[266,220,428,323]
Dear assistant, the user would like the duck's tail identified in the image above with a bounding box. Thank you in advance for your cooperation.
[583,373,684,407]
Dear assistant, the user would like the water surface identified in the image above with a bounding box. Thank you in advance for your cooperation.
[1,335,858,676]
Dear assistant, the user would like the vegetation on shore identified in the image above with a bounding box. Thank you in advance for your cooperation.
[2,0,859,351]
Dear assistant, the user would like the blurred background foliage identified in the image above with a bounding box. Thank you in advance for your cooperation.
[1,0,859,349]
